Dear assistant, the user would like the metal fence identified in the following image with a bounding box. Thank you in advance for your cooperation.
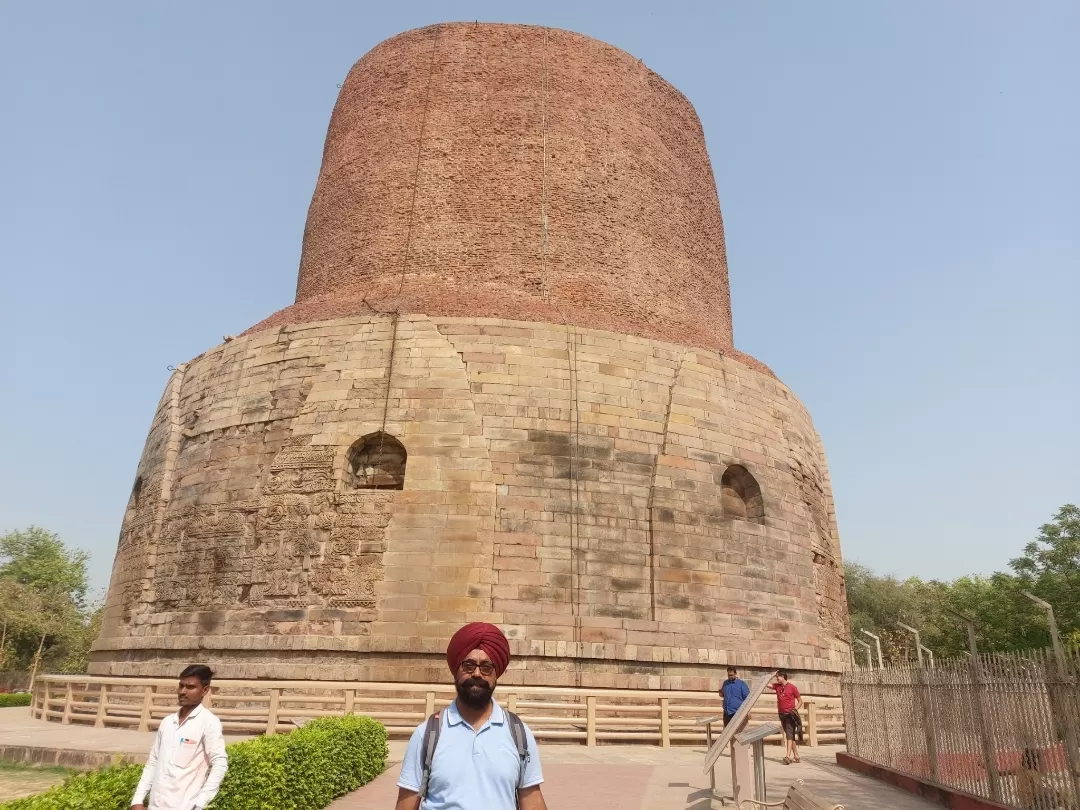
[842,646,1080,809]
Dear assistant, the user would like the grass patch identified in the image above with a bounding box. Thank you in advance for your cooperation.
[0,763,74,778]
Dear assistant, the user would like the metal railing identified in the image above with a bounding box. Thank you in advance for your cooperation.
[31,674,844,748]
[842,646,1080,809]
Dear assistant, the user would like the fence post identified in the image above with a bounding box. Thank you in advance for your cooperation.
[915,666,940,783]
[61,681,73,725]
[586,695,596,747]
[138,686,153,733]
[660,697,670,748]
[963,633,1002,801]
[874,671,893,768]
[94,683,108,728]
[266,688,281,735]
[806,699,818,747]
[343,689,355,717]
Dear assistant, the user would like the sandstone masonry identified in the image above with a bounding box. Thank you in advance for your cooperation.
[93,23,850,694]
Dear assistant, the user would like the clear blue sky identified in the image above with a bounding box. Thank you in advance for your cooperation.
[2,2,1077,595]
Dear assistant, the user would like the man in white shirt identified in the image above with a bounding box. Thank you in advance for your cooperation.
[131,664,229,810]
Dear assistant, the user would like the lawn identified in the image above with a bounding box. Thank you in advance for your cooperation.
[0,761,73,803]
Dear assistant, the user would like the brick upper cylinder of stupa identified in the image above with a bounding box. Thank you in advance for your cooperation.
[284,22,734,352]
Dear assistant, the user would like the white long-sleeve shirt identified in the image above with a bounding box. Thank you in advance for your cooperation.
[131,704,228,810]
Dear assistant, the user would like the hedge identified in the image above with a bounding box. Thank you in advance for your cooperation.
[0,693,31,708]
[0,714,388,810]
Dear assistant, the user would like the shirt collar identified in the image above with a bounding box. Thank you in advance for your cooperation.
[446,699,504,727]
[176,703,204,725]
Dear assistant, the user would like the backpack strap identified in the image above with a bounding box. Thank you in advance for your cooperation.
[417,711,442,801]
[504,710,530,797]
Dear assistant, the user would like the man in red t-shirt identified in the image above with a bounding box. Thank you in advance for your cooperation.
[768,670,802,764]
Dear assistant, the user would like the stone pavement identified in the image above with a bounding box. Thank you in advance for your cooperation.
[0,707,253,768]
[1,709,934,808]
[329,740,937,809]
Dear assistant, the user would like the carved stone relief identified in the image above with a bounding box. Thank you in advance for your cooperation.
[114,478,162,623]
[783,424,848,642]
[148,439,390,615]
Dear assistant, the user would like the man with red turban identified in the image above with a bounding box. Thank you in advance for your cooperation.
[395,623,547,810]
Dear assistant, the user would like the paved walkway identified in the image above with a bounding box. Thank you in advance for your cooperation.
[331,740,937,809]
[0,707,253,768]
[1,709,935,808]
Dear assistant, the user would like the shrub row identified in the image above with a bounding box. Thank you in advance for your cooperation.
[1,714,388,810]
[0,693,31,708]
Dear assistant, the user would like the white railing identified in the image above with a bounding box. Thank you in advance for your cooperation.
[32,675,844,747]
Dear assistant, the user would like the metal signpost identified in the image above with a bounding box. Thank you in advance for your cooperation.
[736,722,783,802]
[703,670,777,808]
[695,715,722,793]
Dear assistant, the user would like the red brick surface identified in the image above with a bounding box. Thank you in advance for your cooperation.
[836,752,1014,810]
[250,23,745,362]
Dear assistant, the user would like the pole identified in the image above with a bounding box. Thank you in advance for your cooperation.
[862,629,884,669]
[898,622,938,781]
[898,622,923,667]
[753,740,767,800]
[920,645,934,669]
[1022,591,1080,801]
[947,608,1002,802]
[855,639,874,669]
[1022,591,1067,673]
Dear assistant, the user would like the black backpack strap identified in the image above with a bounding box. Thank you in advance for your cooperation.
[505,710,530,795]
[417,711,442,800]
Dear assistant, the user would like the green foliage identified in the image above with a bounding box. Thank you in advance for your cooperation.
[0,528,89,606]
[0,528,98,674]
[0,692,31,707]
[0,764,142,810]
[847,504,1079,662]
[0,715,389,810]
[1010,504,1080,645]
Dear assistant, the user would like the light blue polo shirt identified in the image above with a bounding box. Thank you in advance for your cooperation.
[398,700,543,810]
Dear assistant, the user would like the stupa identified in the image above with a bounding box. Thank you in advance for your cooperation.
[93,23,850,692]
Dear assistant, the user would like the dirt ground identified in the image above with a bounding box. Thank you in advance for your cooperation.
[0,761,70,802]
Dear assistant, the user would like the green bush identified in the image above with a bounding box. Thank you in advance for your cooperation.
[0,693,31,708]
[1,715,388,810]
[0,763,142,810]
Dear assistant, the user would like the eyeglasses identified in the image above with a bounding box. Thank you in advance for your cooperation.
[459,659,496,676]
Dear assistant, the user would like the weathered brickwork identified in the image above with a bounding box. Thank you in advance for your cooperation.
[94,23,850,694]
[248,23,760,367]
[94,315,848,693]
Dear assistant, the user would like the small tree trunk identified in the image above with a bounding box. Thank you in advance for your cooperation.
[28,632,47,693]
[0,620,7,670]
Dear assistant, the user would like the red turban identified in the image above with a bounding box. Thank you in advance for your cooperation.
[446,622,511,677]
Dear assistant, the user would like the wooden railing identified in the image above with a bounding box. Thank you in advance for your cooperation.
[31,675,845,748]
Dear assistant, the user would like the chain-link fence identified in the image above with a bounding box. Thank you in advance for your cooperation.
[843,646,1080,809]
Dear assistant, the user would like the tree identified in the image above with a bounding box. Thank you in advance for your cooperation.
[1010,504,1080,645]
[0,526,89,608]
[0,527,97,676]
[846,504,1080,661]
[844,561,923,663]
[913,573,1047,656]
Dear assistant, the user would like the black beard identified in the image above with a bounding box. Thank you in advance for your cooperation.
[456,677,494,709]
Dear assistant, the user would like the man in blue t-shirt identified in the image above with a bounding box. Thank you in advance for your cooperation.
[720,666,750,726]
[395,623,547,810]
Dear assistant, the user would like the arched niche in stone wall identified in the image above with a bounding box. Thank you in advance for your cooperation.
[344,432,407,490]
[720,464,764,523]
